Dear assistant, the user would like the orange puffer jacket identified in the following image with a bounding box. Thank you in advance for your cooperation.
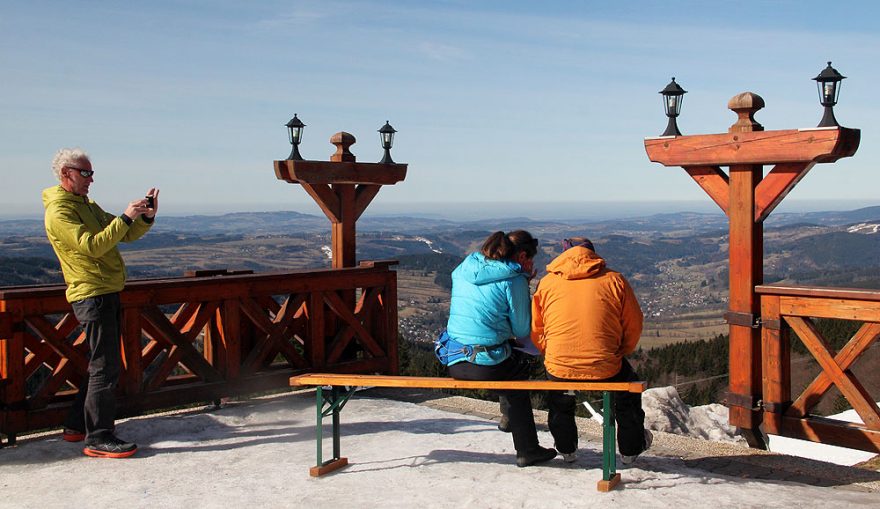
[531,246,643,380]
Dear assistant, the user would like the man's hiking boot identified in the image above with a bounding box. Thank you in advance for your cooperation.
[516,446,557,467]
[62,428,86,443]
[620,430,653,466]
[83,435,138,458]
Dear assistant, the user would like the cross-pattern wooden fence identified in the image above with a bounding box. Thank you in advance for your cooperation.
[758,284,880,453]
[0,261,398,445]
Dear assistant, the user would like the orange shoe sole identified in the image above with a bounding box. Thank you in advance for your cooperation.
[83,446,138,458]
[63,431,86,442]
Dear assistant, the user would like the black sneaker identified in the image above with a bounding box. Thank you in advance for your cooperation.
[83,435,138,458]
[516,446,557,467]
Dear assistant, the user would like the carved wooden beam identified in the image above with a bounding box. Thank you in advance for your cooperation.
[274,160,407,185]
[301,182,341,223]
[684,165,729,214]
[754,162,816,222]
[645,127,860,167]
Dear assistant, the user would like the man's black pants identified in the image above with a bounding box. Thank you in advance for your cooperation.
[64,293,122,442]
[547,358,647,456]
[448,351,540,453]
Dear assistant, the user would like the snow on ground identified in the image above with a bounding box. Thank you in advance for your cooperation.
[643,387,744,444]
[1,390,877,508]
[767,403,880,467]
[643,387,877,466]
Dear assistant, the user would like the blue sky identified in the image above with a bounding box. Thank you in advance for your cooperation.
[3,1,879,218]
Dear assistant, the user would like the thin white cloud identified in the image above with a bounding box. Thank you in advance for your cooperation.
[416,41,471,63]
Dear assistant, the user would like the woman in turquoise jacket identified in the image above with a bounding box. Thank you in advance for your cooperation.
[444,230,557,467]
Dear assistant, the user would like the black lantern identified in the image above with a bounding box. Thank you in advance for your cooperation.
[285,114,305,160]
[378,120,397,164]
[813,61,846,128]
[659,77,687,136]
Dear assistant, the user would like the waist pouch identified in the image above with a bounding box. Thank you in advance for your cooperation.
[434,330,507,366]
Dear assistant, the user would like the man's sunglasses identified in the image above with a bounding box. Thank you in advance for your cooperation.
[66,167,94,178]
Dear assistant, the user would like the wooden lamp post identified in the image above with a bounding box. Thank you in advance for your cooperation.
[274,119,408,268]
[644,73,860,447]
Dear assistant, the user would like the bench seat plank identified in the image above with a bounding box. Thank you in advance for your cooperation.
[292,372,647,492]
[291,373,645,393]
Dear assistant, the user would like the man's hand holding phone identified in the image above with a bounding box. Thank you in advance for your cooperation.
[144,188,159,218]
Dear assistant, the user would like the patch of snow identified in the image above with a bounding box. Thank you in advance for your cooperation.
[846,222,880,234]
[642,386,745,444]
[414,236,443,254]
[1,391,876,508]
[767,401,880,466]
[321,245,332,260]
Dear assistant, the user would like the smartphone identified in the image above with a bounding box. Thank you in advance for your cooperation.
[146,195,155,208]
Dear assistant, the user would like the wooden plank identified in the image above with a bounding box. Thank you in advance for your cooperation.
[141,307,224,384]
[120,308,143,396]
[4,325,26,410]
[779,297,880,322]
[754,162,815,222]
[323,290,384,358]
[1,266,394,302]
[597,473,621,492]
[354,184,382,222]
[726,164,763,435]
[0,312,11,337]
[756,284,880,302]
[290,373,647,392]
[310,457,349,477]
[301,183,341,223]
[24,315,89,373]
[644,127,860,166]
[760,294,789,433]
[789,322,880,418]
[331,184,356,269]
[274,160,407,185]
[778,414,880,454]
[384,273,399,375]
[785,316,880,430]
[684,166,729,214]
[218,299,241,379]
[309,292,326,370]
[239,297,297,372]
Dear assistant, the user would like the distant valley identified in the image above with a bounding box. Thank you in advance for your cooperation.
[3,205,880,348]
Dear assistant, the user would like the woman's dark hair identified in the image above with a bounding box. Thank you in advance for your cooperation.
[480,230,538,261]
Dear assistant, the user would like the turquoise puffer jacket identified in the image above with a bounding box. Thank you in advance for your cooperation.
[446,252,531,365]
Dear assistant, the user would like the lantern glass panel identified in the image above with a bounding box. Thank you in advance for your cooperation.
[381,131,394,148]
[663,94,682,116]
[817,80,840,106]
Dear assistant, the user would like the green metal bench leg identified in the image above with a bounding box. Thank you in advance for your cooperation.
[597,391,621,491]
[310,385,353,477]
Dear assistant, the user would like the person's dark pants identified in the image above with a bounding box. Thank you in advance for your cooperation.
[447,351,540,453]
[547,358,647,456]
[64,293,122,443]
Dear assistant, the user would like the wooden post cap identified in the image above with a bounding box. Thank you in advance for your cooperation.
[330,132,357,162]
[728,92,765,133]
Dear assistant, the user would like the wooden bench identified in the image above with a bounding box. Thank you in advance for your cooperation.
[290,373,647,491]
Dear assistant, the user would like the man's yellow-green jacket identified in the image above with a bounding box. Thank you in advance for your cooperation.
[43,185,153,303]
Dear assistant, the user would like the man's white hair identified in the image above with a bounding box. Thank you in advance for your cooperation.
[52,148,90,181]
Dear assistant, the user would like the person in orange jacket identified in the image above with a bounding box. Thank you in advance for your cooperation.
[531,237,652,465]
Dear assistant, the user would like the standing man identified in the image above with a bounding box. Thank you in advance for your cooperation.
[531,237,651,465]
[43,147,158,458]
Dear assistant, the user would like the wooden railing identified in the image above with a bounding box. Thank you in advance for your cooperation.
[0,261,398,442]
[757,284,880,453]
